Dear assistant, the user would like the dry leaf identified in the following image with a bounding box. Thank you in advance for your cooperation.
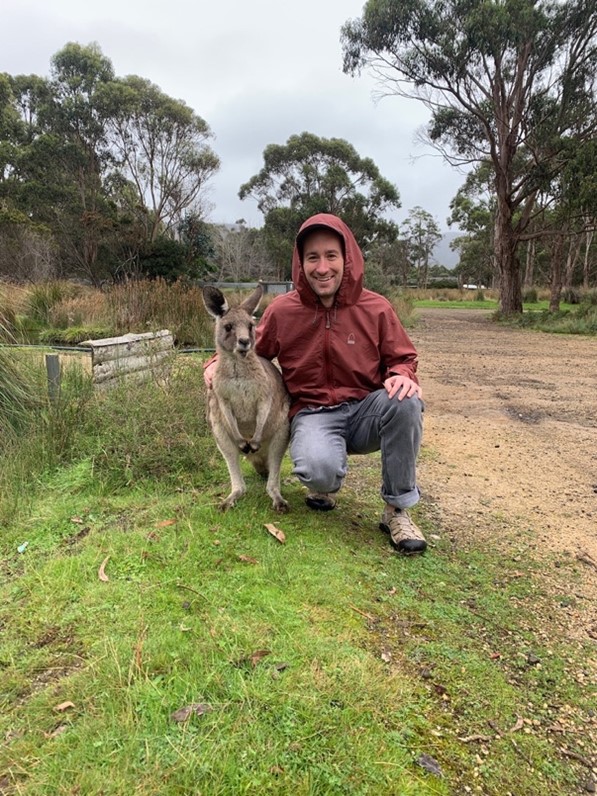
[250,649,271,667]
[380,650,392,663]
[264,523,286,544]
[98,555,110,582]
[156,519,176,528]
[170,703,212,722]
[508,716,525,733]
[70,516,84,524]
[54,701,75,713]
[238,555,259,564]
[45,724,69,739]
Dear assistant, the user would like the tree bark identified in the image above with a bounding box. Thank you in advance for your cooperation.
[524,238,535,287]
[494,201,522,315]
[549,235,564,313]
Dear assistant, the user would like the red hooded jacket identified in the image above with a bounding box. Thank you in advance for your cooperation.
[256,213,419,418]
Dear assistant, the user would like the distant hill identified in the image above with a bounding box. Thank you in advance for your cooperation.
[434,231,460,269]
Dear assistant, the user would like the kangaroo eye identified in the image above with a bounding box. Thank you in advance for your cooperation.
[224,323,233,333]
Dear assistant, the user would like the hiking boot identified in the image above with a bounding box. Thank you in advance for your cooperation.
[379,506,427,554]
[305,492,337,511]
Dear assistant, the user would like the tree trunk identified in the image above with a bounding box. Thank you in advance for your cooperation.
[583,228,594,289]
[549,235,564,313]
[494,204,522,315]
[524,238,535,287]
[563,234,582,288]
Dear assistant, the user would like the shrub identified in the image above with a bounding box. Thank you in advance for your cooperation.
[475,288,485,302]
[27,281,82,324]
[387,291,415,326]
[523,287,538,303]
[561,287,581,304]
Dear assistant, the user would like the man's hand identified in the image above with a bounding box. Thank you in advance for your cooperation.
[203,360,217,389]
[384,374,423,401]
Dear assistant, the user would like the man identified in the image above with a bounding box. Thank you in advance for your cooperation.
[205,213,426,554]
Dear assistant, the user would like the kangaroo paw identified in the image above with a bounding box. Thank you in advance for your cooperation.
[273,496,290,513]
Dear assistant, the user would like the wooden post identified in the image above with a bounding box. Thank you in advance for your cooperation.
[45,353,61,403]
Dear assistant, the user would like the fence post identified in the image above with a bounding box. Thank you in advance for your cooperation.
[45,353,61,403]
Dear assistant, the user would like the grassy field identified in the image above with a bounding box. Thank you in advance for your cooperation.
[0,355,594,795]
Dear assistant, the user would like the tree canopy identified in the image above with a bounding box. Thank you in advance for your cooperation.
[342,0,597,313]
[239,132,401,276]
[0,42,220,284]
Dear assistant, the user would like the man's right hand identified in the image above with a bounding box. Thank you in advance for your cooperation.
[203,360,217,388]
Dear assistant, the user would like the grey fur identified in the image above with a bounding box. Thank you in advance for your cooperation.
[202,285,290,512]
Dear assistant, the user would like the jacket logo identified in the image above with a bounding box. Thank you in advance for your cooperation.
[347,333,356,345]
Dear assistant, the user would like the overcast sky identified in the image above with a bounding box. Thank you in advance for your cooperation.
[2,0,465,238]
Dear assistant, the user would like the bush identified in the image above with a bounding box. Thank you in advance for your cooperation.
[387,291,416,326]
[27,281,82,324]
[561,287,582,305]
[475,288,485,302]
[523,287,538,303]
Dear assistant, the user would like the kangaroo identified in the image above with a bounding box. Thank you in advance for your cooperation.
[202,284,290,513]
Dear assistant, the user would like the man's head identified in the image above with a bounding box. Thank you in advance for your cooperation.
[298,226,345,308]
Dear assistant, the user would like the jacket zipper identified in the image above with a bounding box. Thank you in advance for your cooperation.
[324,309,337,405]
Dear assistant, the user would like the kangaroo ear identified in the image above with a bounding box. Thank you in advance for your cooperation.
[203,286,229,318]
[241,284,264,317]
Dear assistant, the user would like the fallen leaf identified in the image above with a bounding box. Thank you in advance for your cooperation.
[170,703,212,722]
[270,766,285,776]
[250,649,271,667]
[380,650,392,663]
[54,701,75,712]
[508,716,524,733]
[387,587,397,595]
[70,516,84,524]
[490,652,501,660]
[417,753,443,777]
[146,531,160,541]
[264,523,286,544]
[45,724,69,739]
[238,555,259,564]
[98,555,110,582]
[156,519,176,528]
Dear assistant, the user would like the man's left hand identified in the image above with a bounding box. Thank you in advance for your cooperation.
[384,374,423,401]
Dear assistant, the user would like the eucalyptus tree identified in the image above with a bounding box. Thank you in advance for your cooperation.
[342,0,597,314]
[101,76,220,243]
[239,132,400,275]
[402,206,441,288]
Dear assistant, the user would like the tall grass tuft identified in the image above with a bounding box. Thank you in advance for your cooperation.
[387,290,416,326]
[38,279,213,348]
[27,280,83,324]
[0,344,96,522]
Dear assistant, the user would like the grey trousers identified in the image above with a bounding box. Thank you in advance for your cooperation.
[290,389,423,509]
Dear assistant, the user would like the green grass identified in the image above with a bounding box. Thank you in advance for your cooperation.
[0,358,594,795]
[414,299,577,312]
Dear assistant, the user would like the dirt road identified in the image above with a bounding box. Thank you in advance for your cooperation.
[412,308,597,624]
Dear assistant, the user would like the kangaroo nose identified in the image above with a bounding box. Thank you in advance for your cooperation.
[238,337,250,348]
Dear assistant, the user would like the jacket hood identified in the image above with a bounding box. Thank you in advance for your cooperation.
[292,213,364,307]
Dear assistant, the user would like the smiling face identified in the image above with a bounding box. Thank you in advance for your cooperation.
[301,229,345,308]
